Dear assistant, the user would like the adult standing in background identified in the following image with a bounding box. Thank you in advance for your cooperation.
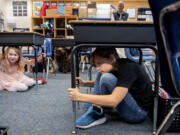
[112,1,129,58]
[112,1,129,21]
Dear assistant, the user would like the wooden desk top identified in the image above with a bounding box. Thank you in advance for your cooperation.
[0,32,44,37]
[52,38,74,40]
[69,20,153,25]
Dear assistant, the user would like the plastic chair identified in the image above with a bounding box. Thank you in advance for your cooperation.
[149,0,180,134]
[43,38,54,80]
[125,48,156,82]
[125,48,155,63]
[79,48,92,72]
[23,38,53,80]
[22,46,46,80]
[23,46,42,58]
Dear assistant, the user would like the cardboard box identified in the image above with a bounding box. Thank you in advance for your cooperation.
[79,7,87,18]
[87,2,96,18]
[65,6,72,16]
[46,9,60,16]
[88,8,96,18]
[88,4,96,8]
[88,1,96,8]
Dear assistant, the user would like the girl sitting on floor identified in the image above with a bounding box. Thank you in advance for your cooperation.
[0,47,35,92]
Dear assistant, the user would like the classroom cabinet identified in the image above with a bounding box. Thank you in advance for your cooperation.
[32,16,77,39]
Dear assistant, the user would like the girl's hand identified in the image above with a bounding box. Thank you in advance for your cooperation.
[68,88,81,101]
[76,77,86,86]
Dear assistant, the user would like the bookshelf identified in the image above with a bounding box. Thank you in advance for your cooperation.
[32,16,77,38]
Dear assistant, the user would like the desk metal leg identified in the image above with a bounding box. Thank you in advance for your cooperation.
[41,47,46,82]
[33,46,38,88]
[71,50,77,134]
[153,50,159,134]
[153,96,158,134]
[76,51,81,109]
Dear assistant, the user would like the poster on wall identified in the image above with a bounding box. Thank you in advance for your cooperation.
[33,2,43,16]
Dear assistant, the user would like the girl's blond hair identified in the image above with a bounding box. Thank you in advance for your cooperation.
[0,47,24,72]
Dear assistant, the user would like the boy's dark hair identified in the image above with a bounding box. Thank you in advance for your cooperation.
[91,47,118,63]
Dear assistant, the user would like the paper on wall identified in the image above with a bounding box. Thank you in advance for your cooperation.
[127,8,136,18]
[33,2,43,16]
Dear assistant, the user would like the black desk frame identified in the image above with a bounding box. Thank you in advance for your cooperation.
[71,43,159,134]
[0,32,44,84]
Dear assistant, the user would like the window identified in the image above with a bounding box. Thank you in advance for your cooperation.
[13,1,27,16]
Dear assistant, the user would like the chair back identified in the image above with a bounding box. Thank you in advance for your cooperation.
[125,48,155,63]
[149,0,180,97]
[23,47,42,58]
[44,38,52,57]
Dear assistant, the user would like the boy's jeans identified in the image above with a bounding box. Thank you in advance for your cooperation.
[92,72,148,123]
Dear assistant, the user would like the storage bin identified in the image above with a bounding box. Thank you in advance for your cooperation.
[157,96,180,132]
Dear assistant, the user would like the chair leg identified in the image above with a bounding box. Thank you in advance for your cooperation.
[82,62,85,73]
[42,60,46,82]
[51,60,56,76]
[81,56,85,73]
[153,96,159,135]
[155,101,180,135]
[86,65,93,93]
[46,58,50,80]
[144,61,155,82]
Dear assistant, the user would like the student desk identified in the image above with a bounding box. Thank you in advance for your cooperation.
[51,38,75,57]
[52,38,75,48]
[69,20,159,134]
[0,32,44,83]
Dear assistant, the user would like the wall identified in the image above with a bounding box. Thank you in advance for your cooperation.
[1,0,32,32]
[0,0,7,31]
[0,0,6,16]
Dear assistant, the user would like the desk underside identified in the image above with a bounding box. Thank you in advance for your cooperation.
[0,32,44,46]
[73,23,156,45]
[52,39,75,47]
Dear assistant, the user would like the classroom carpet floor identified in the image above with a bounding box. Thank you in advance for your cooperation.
[0,72,179,135]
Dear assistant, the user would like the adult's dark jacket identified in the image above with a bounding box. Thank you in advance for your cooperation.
[113,11,129,21]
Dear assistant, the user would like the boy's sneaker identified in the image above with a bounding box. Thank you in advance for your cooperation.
[76,105,106,129]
